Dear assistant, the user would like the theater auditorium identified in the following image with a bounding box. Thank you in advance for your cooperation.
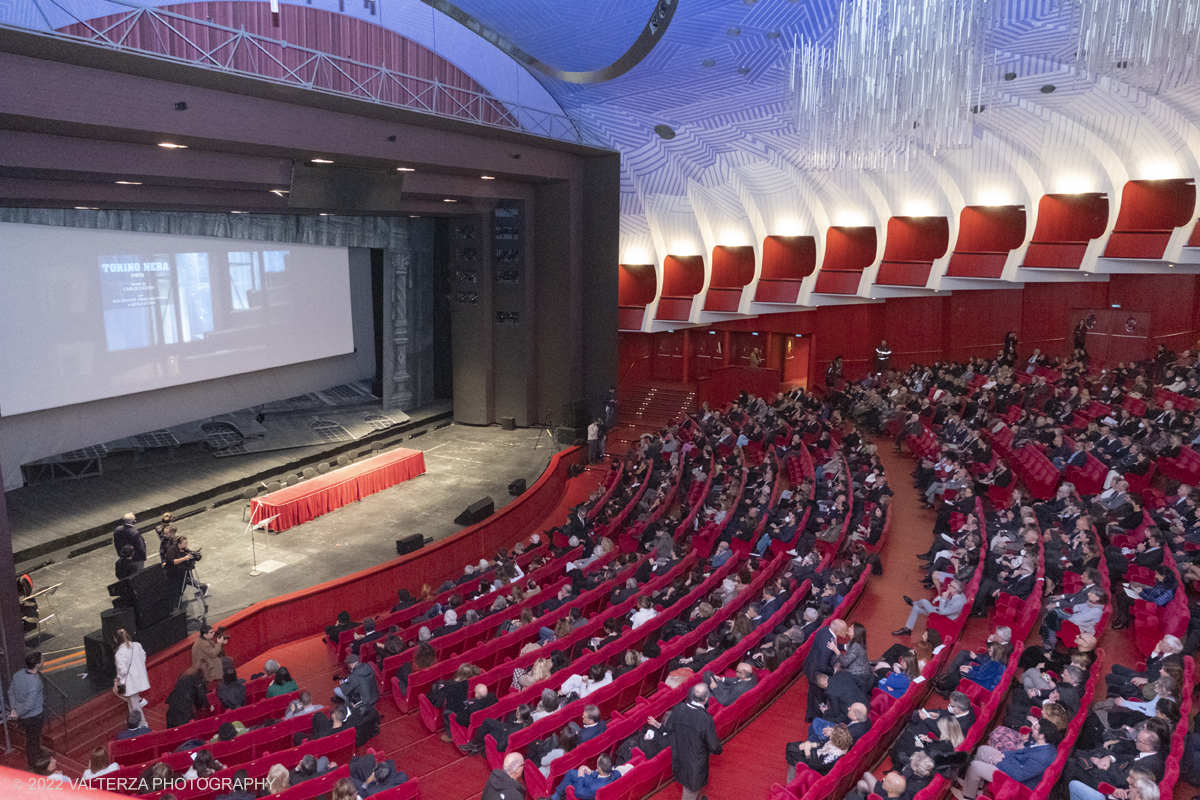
[1,2,1199,799]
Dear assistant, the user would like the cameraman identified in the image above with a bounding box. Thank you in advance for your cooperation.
[164,535,207,599]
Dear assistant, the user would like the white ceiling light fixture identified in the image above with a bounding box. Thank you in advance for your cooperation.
[1077,0,1200,90]
[311,158,334,164]
[157,142,187,149]
[396,167,415,172]
[788,0,988,171]
[114,181,142,185]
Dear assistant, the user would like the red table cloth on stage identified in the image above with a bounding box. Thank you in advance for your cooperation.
[250,448,426,532]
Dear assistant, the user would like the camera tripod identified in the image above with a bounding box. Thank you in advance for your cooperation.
[177,568,208,628]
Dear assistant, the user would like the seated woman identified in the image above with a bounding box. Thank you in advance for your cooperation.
[785,723,854,782]
[559,662,613,700]
[879,652,922,699]
[530,725,579,777]
[961,641,1013,692]
[513,656,552,692]
[265,666,298,698]
[395,642,437,696]
[184,749,225,781]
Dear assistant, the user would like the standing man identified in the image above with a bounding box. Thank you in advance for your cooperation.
[587,418,601,464]
[874,340,892,374]
[481,751,525,800]
[113,513,146,573]
[8,652,45,768]
[654,683,722,800]
[604,387,618,432]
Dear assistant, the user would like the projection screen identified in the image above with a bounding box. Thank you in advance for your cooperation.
[0,222,355,416]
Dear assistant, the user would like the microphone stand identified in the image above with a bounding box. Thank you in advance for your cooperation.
[247,515,278,577]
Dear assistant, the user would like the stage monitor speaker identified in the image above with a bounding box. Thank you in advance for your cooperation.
[454,496,494,526]
[84,629,115,678]
[101,607,137,644]
[500,417,516,431]
[135,610,187,656]
[508,478,526,496]
[396,534,424,555]
[568,463,585,478]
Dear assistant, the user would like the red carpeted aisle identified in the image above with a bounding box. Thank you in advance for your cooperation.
[646,444,997,799]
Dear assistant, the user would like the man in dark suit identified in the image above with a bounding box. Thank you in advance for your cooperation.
[893,692,975,766]
[705,662,758,707]
[1061,727,1165,790]
[803,619,847,720]
[654,684,722,800]
[562,506,591,546]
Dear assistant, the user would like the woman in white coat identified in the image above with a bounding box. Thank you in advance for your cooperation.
[114,628,150,724]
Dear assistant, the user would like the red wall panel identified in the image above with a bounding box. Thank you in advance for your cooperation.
[1025,194,1108,268]
[810,303,886,385]
[661,255,705,297]
[882,217,950,262]
[822,226,878,272]
[618,332,654,385]
[1108,273,1200,353]
[761,236,817,280]
[883,295,947,370]
[945,288,1022,363]
[948,206,1026,278]
[1111,179,1195,231]
[618,264,657,306]
[710,246,755,289]
[1020,282,1109,358]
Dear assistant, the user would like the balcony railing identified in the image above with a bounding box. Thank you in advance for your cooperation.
[5,0,584,143]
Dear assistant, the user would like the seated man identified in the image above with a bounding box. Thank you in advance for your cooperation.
[959,718,1063,798]
[1106,635,1183,699]
[288,753,337,785]
[348,752,408,797]
[704,662,758,707]
[893,581,966,637]
[552,753,621,800]
[1041,589,1105,650]
[572,704,607,745]
[892,692,975,767]
[116,711,151,740]
[1060,726,1165,791]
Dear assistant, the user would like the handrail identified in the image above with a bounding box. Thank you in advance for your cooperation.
[618,354,654,387]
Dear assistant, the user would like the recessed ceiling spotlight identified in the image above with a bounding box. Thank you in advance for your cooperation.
[157,142,187,149]
[767,31,781,39]
[1004,72,1017,81]
[396,167,415,172]
[727,27,741,36]
[971,104,986,114]
[114,181,142,185]
[444,198,457,203]
[743,0,757,4]
[1040,84,1056,93]
[480,175,496,180]
[702,58,716,67]
[654,124,677,140]
[311,158,334,163]
[737,66,751,75]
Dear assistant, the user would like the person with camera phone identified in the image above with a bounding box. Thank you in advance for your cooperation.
[113,628,150,725]
[164,535,207,598]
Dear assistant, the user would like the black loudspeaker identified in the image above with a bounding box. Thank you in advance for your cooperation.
[454,497,495,526]
[568,464,586,478]
[508,478,526,496]
[101,607,137,645]
[396,534,424,555]
[556,425,586,445]
[561,399,588,429]
[126,567,174,628]
[135,610,187,656]
[500,417,516,431]
[84,629,115,678]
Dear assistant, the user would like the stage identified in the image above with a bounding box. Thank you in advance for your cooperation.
[10,417,573,715]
